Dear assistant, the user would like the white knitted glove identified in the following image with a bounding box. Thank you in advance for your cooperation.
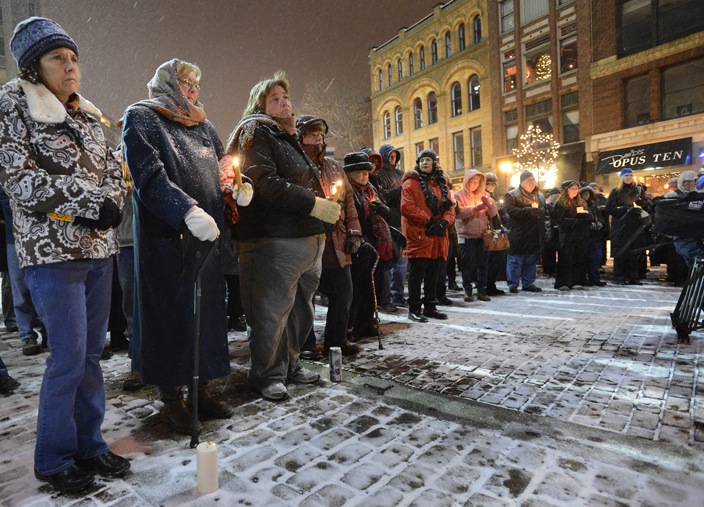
[310,197,342,224]
[236,182,254,206]
[184,206,219,241]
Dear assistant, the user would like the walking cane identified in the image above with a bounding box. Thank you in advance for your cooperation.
[369,248,384,350]
[190,239,217,449]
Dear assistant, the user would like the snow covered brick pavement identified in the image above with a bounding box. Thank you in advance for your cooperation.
[0,267,702,505]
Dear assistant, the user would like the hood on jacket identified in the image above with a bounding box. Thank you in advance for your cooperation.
[379,144,400,166]
[360,147,383,174]
[462,169,486,195]
[579,185,594,202]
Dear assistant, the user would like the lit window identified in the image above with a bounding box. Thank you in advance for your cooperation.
[560,35,577,74]
[503,61,517,92]
[468,75,480,111]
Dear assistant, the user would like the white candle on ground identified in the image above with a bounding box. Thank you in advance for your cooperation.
[196,441,218,494]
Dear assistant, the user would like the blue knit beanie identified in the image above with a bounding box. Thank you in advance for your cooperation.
[11,17,78,70]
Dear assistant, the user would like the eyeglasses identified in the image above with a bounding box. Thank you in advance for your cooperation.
[178,77,201,92]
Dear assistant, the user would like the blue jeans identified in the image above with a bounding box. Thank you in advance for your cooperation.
[390,255,408,304]
[240,236,323,390]
[7,243,41,342]
[25,258,112,475]
[506,253,539,289]
[586,238,603,284]
[116,246,138,370]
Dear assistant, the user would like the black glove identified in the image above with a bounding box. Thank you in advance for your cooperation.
[370,200,391,219]
[75,198,123,231]
[344,235,361,254]
[426,218,448,237]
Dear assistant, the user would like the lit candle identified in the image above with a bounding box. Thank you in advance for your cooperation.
[576,206,584,214]
[330,180,343,202]
[531,202,539,208]
[233,156,243,190]
[196,441,218,494]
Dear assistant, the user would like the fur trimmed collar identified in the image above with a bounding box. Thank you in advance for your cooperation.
[20,79,102,124]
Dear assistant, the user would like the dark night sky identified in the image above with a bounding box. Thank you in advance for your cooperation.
[41,0,442,138]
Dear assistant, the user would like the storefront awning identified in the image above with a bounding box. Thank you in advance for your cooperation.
[596,137,692,174]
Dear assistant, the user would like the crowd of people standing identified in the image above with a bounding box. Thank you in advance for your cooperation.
[1,15,703,496]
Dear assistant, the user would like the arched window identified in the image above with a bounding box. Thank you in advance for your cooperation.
[383,111,391,139]
[387,64,392,86]
[431,40,438,64]
[397,60,403,81]
[413,98,423,129]
[444,32,452,58]
[394,106,403,135]
[468,74,481,111]
[473,15,482,44]
[451,82,462,117]
[408,53,414,76]
[458,23,466,51]
[419,46,426,70]
[427,92,438,124]
[378,70,383,91]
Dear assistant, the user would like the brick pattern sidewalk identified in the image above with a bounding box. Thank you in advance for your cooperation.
[339,280,704,448]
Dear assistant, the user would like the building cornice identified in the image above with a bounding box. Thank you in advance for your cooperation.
[590,32,704,79]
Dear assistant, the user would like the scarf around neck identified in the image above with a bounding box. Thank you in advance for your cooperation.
[226,113,297,154]
[415,168,452,217]
[134,59,206,127]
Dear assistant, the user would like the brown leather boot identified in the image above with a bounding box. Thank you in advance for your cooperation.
[188,383,234,420]
[159,387,201,434]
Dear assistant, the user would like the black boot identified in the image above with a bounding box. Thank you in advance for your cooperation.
[188,382,234,420]
[159,386,201,434]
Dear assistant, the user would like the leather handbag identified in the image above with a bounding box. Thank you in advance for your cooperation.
[482,213,510,251]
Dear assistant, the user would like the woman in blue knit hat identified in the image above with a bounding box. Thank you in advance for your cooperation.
[0,17,129,493]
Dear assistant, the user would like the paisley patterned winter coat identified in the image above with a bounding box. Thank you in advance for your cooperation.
[0,79,125,268]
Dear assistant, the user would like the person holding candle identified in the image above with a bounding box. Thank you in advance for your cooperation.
[226,72,341,401]
[122,59,234,434]
[454,169,498,303]
[504,171,548,294]
[579,185,607,287]
[0,17,129,492]
[400,150,455,322]
[296,115,363,358]
[347,151,395,340]
[552,181,593,291]
[605,168,651,285]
